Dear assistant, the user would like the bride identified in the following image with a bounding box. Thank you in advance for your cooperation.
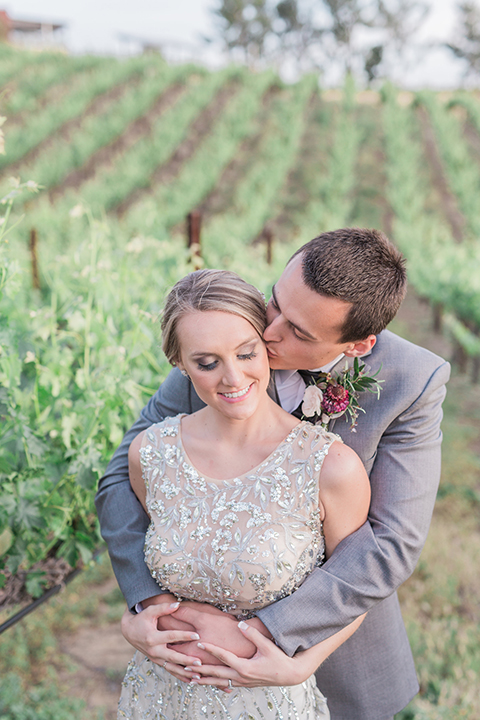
[118,269,370,719]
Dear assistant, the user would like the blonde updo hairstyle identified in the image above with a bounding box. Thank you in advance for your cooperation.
[161,269,267,366]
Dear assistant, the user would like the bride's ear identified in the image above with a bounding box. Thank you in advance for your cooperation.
[176,362,189,379]
[343,335,377,357]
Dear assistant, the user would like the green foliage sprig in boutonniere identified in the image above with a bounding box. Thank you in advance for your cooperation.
[301,358,383,431]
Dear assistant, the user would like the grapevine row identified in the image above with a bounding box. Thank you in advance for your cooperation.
[124,70,275,235]
[0,55,149,173]
[382,86,480,358]
[12,60,193,201]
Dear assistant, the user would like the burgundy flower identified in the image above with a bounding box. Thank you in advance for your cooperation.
[321,384,350,415]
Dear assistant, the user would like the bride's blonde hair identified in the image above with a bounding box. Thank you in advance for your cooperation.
[161,269,267,366]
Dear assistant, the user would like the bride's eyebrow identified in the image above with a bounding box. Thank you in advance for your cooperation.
[190,337,259,358]
[235,336,259,350]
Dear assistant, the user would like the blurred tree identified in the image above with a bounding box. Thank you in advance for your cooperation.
[321,0,371,72]
[273,0,322,68]
[364,44,383,82]
[208,0,429,80]
[376,0,428,55]
[210,0,274,62]
[446,1,480,79]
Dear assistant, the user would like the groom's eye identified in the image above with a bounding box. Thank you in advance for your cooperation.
[291,326,308,341]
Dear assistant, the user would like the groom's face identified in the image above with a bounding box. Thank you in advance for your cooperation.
[264,254,356,370]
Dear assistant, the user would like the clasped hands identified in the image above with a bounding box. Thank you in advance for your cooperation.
[121,593,319,691]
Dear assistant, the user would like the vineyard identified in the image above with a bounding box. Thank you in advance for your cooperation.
[1,43,480,718]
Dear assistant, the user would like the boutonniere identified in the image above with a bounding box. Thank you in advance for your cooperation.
[301,358,383,431]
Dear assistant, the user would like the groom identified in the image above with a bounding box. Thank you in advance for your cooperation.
[96,228,450,720]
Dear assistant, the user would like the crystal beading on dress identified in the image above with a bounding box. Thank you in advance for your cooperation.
[118,414,337,719]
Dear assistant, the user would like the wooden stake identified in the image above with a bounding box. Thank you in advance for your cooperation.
[30,228,40,290]
[432,304,442,333]
[264,227,273,265]
[187,210,202,270]
[452,340,468,374]
[472,356,480,384]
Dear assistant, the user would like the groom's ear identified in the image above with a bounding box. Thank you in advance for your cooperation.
[343,335,376,357]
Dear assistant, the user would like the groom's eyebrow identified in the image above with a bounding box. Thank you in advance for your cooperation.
[271,285,316,340]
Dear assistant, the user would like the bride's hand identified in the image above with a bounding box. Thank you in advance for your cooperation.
[120,602,204,682]
[184,621,319,689]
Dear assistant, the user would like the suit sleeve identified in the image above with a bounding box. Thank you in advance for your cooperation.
[256,360,451,656]
[95,368,199,609]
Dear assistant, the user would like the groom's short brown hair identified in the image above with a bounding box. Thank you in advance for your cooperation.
[292,228,407,342]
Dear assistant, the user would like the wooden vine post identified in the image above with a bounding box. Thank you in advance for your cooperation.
[30,228,40,290]
[187,210,202,271]
[264,227,273,265]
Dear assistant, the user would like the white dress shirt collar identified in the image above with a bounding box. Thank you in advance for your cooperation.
[275,354,345,413]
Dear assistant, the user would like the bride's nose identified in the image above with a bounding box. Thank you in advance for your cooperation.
[222,361,243,388]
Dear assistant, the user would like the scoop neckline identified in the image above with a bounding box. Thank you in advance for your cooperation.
[174,415,308,484]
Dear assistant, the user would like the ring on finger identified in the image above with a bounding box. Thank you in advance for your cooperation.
[228,679,233,690]
[162,660,168,669]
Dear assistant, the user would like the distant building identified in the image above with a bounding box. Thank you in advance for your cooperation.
[0,9,65,48]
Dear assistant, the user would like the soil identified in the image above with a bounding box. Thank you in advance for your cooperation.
[6,71,142,177]
[48,81,188,202]
[57,577,134,720]
[192,85,281,221]
[416,105,465,242]
[115,80,241,216]
[0,557,74,610]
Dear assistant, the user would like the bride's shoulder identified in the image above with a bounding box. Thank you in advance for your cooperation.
[147,414,184,439]
[130,414,183,455]
[301,420,343,446]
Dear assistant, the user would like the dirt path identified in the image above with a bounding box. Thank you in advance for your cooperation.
[115,80,240,216]
[48,81,188,203]
[416,105,465,242]
[192,85,281,221]
[57,576,134,719]
[4,72,142,179]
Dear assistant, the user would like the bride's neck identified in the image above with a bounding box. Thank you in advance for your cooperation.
[185,396,287,448]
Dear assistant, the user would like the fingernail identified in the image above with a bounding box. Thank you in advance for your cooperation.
[191,674,201,680]
[190,633,200,640]
[197,642,205,650]
[238,621,248,631]
[170,602,180,609]
[192,660,202,666]
[189,680,198,685]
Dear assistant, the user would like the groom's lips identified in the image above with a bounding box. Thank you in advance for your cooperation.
[266,346,277,358]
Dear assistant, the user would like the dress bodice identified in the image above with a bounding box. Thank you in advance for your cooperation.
[141,415,339,618]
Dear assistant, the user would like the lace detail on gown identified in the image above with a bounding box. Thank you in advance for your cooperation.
[118,416,339,720]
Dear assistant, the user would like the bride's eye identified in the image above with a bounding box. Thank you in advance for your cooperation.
[197,360,218,371]
[238,351,257,361]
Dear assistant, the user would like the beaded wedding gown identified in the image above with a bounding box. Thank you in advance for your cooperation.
[118,415,336,720]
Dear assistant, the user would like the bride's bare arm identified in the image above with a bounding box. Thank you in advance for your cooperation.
[125,433,271,670]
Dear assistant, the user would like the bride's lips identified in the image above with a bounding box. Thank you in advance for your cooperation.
[218,383,253,403]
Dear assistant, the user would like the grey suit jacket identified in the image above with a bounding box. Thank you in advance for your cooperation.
[95,329,450,720]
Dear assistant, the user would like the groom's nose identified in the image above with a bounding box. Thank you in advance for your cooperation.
[263,314,283,343]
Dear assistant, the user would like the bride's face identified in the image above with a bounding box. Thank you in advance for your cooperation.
[176,310,270,421]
